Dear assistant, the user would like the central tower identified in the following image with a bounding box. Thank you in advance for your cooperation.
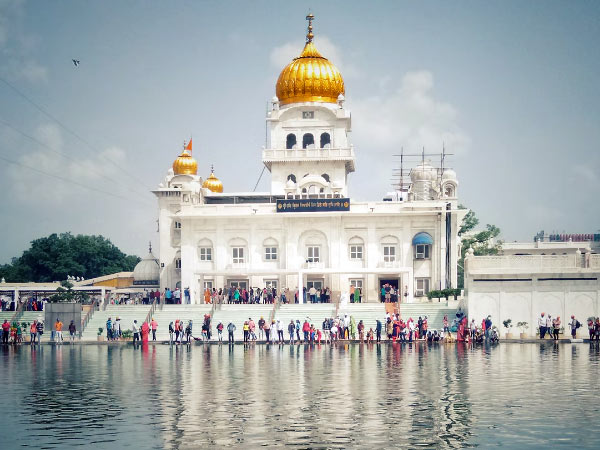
[262,14,355,198]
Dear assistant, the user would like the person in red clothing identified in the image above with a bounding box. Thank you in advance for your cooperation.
[302,319,310,342]
[141,321,150,343]
[2,320,10,344]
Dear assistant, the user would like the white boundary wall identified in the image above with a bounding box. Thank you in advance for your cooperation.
[465,254,600,337]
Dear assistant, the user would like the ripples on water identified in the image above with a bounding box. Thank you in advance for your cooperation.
[1,342,599,449]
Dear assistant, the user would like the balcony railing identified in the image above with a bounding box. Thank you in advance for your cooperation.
[263,147,355,161]
[262,147,355,172]
[378,260,401,269]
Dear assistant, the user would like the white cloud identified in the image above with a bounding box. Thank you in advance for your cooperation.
[9,123,129,204]
[351,70,470,156]
[270,36,360,79]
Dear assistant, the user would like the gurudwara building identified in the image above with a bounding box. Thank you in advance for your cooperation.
[154,16,466,305]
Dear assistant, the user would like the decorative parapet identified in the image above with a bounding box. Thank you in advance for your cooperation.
[467,254,592,274]
[262,147,355,172]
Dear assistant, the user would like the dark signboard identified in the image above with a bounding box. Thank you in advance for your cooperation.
[276,198,350,213]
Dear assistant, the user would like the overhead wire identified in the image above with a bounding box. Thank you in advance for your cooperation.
[0,75,155,194]
[0,153,154,208]
[0,118,152,199]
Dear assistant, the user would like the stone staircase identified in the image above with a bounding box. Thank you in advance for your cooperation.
[397,303,458,330]
[81,305,151,340]
[338,303,387,331]
[212,304,273,341]
[0,311,16,323]
[274,304,336,331]
[152,305,212,341]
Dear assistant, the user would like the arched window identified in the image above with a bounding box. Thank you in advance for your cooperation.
[198,238,213,262]
[412,232,433,259]
[286,134,297,149]
[286,192,293,199]
[287,174,296,183]
[349,236,364,260]
[381,235,399,263]
[302,133,314,149]
[321,173,330,182]
[320,132,331,148]
[308,185,318,198]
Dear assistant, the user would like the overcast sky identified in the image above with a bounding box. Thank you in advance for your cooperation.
[0,0,598,263]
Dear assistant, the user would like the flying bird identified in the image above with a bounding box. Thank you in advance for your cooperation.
[72,59,80,67]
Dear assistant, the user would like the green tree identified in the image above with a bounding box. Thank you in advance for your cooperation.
[0,233,141,282]
[457,205,502,288]
[49,280,90,303]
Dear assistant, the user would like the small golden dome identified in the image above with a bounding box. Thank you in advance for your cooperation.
[202,166,223,193]
[275,14,345,106]
[172,149,197,175]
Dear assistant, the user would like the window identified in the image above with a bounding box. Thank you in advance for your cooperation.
[199,247,212,261]
[232,247,244,264]
[321,173,330,182]
[414,244,431,259]
[265,280,278,289]
[350,245,363,260]
[203,281,213,290]
[286,134,297,149]
[302,111,314,119]
[350,279,363,288]
[320,132,331,148]
[174,221,181,229]
[383,245,396,262]
[175,258,182,269]
[287,174,296,183]
[265,247,278,261]
[302,133,315,149]
[307,246,320,263]
[415,278,430,297]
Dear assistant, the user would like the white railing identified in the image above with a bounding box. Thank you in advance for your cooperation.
[378,260,401,269]
[262,147,355,160]
[467,254,577,271]
[303,262,325,270]
[590,254,600,269]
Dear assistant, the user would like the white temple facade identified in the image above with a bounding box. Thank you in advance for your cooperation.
[153,17,466,304]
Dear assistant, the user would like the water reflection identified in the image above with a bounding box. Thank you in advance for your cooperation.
[0,343,599,448]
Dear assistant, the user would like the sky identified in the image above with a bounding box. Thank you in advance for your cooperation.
[0,0,598,263]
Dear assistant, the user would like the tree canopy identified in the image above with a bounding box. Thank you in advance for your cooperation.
[457,205,502,288]
[0,233,141,282]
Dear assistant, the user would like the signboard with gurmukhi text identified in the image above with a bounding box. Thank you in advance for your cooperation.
[276,198,350,213]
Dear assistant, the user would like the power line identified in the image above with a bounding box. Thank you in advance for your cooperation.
[0,154,154,208]
[0,118,151,199]
[0,75,154,193]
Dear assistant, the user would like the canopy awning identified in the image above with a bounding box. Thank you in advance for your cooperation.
[412,232,433,245]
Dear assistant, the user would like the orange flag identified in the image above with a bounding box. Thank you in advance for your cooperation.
[185,138,192,153]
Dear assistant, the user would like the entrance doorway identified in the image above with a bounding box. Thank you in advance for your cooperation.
[379,278,400,303]
[306,279,324,303]
[228,280,248,290]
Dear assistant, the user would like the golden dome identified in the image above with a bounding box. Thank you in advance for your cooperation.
[275,14,345,106]
[172,149,197,175]
[202,166,223,193]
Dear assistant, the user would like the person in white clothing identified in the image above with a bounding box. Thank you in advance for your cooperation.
[132,320,140,343]
[538,313,547,339]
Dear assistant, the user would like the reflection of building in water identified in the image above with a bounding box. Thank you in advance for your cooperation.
[154,15,466,305]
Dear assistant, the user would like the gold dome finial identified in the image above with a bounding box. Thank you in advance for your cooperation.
[306,13,314,43]
[275,14,345,105]
[202,164,223,193]
[172,139,197,175]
